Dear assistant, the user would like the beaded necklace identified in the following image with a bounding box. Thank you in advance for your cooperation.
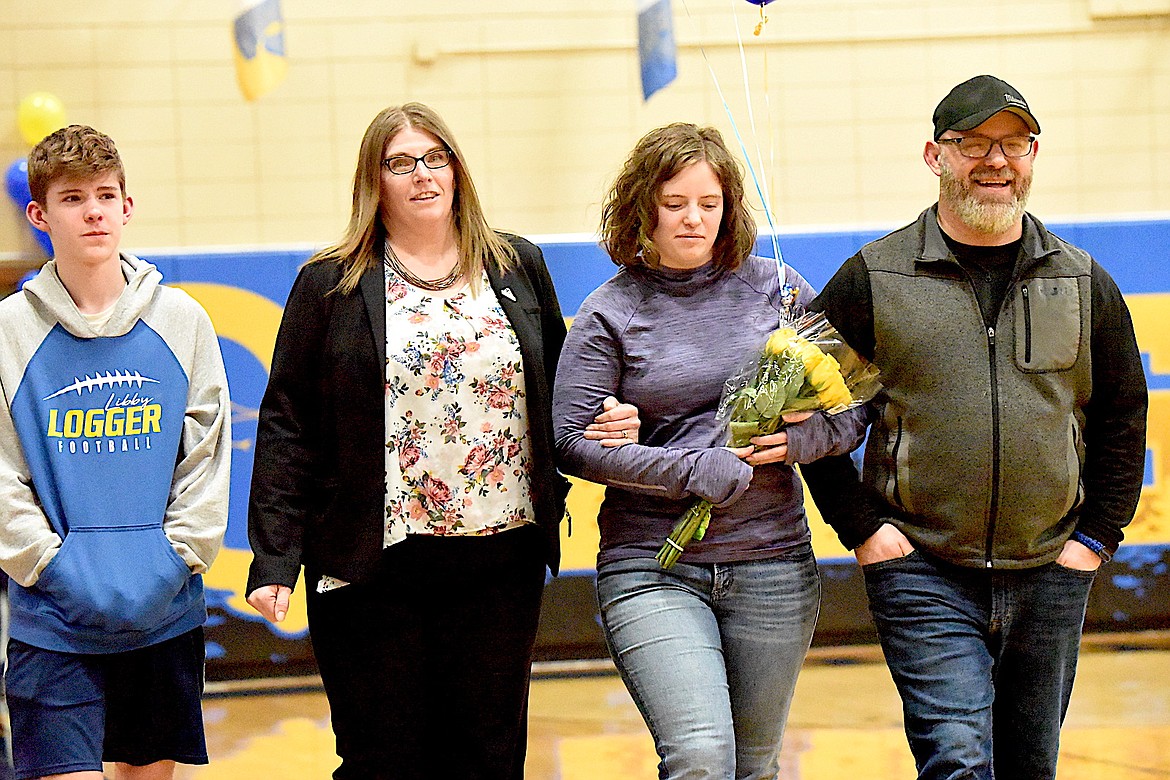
[383,241,461,291]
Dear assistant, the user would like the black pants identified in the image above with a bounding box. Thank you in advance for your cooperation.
[307,525,546,780]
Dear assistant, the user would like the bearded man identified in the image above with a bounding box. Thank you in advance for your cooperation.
[805,75,1148,780]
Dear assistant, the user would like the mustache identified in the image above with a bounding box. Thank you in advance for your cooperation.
[969,167,1015,184]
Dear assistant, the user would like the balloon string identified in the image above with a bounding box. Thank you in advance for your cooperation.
[678,1,784,282]
[726,0,784,279]
[764,37,775,251]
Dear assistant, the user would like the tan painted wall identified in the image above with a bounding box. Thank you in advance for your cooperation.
[2,0,1169,258]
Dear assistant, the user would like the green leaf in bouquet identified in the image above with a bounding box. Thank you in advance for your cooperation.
[759,382,793,418]
[783,364,809,395]
[780,395,825,413]
[753,385,780,416]
[733,394,762,422]
[759,357,788,385]
[791,377,816,402]
[728,420,763,447]
[727,388,756,418]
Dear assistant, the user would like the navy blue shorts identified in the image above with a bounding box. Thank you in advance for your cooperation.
[6,626,208,779]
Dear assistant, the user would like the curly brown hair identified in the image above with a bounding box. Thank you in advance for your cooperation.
[600,123,756,270]
[28,125,126,205]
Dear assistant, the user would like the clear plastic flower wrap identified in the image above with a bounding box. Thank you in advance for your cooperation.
[656,311,881,569]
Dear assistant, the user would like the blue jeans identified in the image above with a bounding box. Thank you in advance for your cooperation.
[596,548,820,780]
[863,549,1097,780]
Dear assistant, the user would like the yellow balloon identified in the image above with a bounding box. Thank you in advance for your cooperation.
[17,92,67,146]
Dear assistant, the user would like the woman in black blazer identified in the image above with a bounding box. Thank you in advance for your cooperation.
[245,103,637,780]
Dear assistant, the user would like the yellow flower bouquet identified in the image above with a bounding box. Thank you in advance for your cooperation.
[656,311,881,569]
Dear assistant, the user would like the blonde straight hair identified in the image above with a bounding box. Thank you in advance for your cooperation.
[314,102,515,295]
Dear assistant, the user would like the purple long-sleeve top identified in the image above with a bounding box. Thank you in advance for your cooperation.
[553,255,868,567]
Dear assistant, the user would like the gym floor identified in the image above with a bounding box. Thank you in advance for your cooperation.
[176,637,1170,778]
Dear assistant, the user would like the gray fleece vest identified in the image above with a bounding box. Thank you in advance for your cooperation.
[862,209,1092,569]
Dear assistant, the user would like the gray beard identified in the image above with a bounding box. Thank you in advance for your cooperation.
[940,163,1030,235]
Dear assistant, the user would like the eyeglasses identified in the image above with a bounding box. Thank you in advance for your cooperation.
[937,136,1035,159]
[381,149,453,175]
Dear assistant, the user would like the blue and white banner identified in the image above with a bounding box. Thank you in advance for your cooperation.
[233,0,288,102]
[637,0,677,100]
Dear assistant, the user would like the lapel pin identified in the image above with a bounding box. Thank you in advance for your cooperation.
[501,287,517,301]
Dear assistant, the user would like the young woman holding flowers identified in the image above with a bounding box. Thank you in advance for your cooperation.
[244,103,638,780]
[553,123,868,780]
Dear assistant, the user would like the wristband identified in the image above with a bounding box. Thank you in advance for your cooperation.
[1070,531,1112,563]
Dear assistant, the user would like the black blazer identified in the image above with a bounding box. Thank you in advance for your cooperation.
[246,234,570,594]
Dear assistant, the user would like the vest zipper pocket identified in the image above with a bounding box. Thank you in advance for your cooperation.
[1021,284,1033,364]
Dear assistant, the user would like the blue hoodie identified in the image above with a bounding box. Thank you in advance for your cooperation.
[0,255,230,653]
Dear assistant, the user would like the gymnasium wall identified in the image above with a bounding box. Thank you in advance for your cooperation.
[3,0,1170,261]
[3,0,1169,678]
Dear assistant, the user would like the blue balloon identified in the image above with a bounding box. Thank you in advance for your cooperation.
[5,158,31,206]
[5,157,53,256]
[31,224,53,256]
[744,0,777,4]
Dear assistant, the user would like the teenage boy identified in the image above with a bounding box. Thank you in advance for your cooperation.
[0,125,231,780]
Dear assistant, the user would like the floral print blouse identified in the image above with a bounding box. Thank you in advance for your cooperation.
[383,266,535,548]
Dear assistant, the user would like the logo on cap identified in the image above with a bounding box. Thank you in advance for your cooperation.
[932,75,1040,139]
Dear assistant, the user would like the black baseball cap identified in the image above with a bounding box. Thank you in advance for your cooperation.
[932,75,1040,140]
